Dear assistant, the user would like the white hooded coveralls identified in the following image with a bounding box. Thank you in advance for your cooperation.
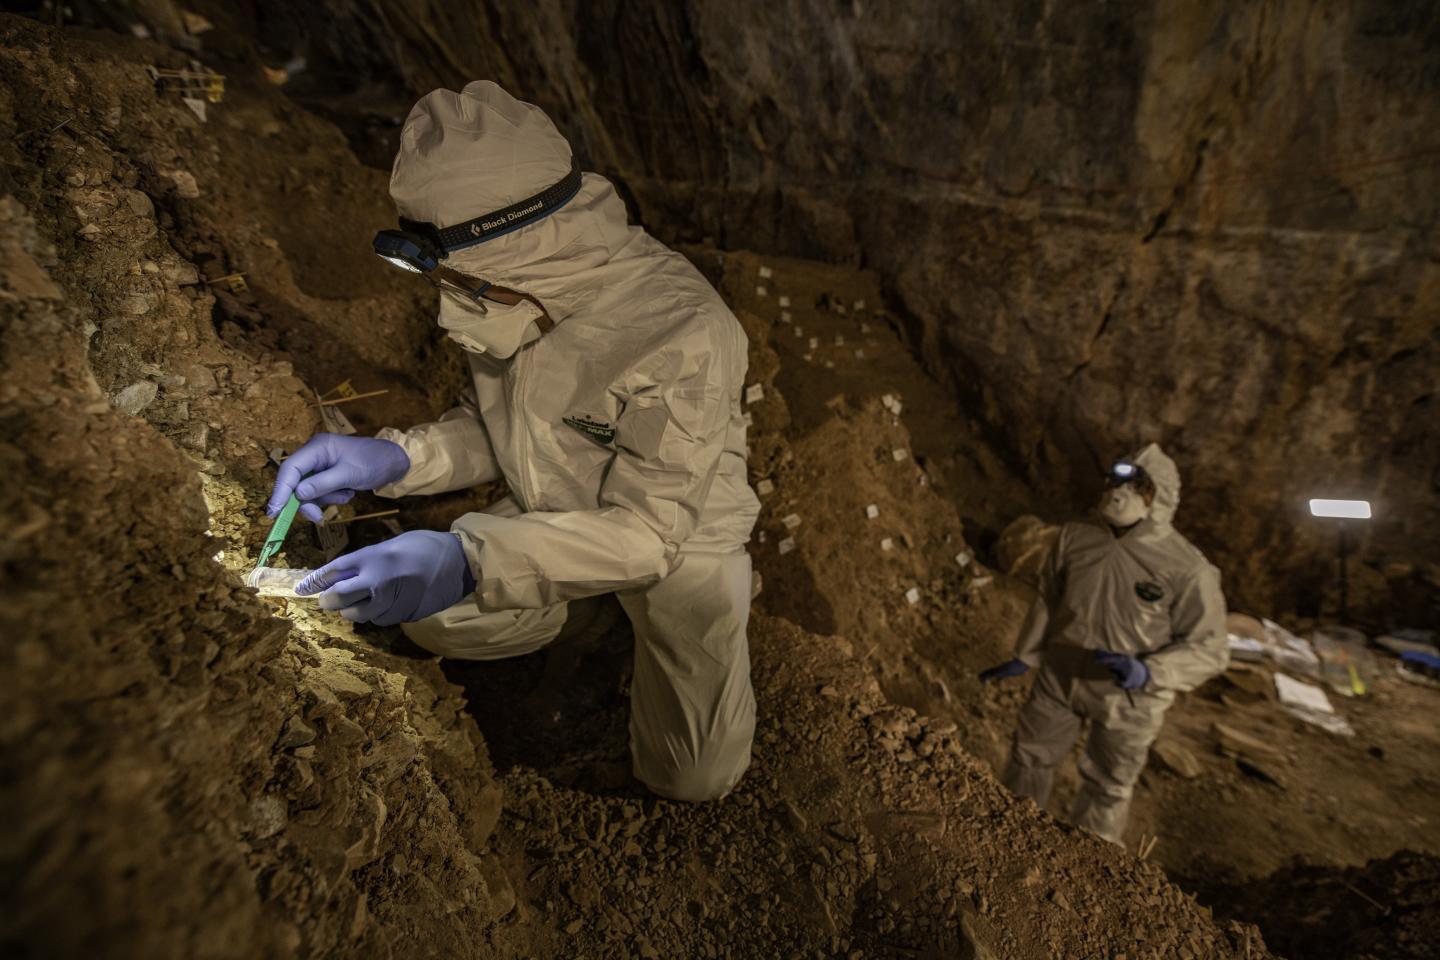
[372,82,760,802]
[1003,444,1227,843]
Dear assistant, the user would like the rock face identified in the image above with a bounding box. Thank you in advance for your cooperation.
[241,0,1440,624]
[0,22,507,958]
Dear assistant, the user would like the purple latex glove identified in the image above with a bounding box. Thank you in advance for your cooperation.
[1095,651,1150,690]
[296,530,476,626]
[979,659,1031,683]
[267,433,410,522]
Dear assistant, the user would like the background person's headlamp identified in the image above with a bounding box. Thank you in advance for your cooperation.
[371,159,582,275]
[1105,460,1148,488]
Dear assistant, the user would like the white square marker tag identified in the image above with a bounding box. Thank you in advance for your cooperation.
[745,383,765,405]
[892,448,908,461]
[865,504,880,519]
[809,337,819,349]
[780,310,792,323]
[855,349,865,359]
[782,513,802,530]
[756,478,774,496]
[756,286,768,297]
[854,299,866,311]
[794,326,803,337]
[778,296,791,307]
[759,265,773,278]
[835,335,845,345]
[905,587,921,605]
[778,536,796,555]
[955,551,972,567]
[881,537,894,552]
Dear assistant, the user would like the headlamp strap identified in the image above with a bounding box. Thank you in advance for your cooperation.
[403,159,583,255]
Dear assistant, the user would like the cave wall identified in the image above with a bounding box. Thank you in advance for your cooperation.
[227,0,1440,624]
[0,20,511,957]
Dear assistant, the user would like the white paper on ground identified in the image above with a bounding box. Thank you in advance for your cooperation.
[1275,673,1334,713]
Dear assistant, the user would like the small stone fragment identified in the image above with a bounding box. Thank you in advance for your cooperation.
[167,169,201,198]
[113,380,158,415]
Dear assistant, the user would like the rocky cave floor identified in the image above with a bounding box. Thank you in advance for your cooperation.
[3,17,1439,960]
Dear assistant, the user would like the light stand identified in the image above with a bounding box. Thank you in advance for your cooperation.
[1308,499,1372,622]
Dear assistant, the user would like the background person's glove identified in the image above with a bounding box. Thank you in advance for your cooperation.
[267,433,411,522]
[978,659,1031,683]
[1095,651,1150,690]
[296,530,476,625]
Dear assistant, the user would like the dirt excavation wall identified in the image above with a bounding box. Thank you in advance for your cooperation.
[0,21,511,957]
[0,16,1286,960]
[225,0,1440,626]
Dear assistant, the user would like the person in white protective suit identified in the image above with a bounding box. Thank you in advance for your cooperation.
[977,444,1228,844]
[265,81,760,802]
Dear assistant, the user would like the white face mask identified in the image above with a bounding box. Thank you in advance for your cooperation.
[436,287,544,359]
[1099,485,1151,527]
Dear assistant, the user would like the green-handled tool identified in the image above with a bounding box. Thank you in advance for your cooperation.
[257,494,300,568]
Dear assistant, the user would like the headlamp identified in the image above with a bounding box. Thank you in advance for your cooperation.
[1105,460,1147,487]
[371,159,583,276]
[372,229,440,274]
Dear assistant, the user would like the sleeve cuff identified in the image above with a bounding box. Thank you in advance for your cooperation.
[373,427,425,499]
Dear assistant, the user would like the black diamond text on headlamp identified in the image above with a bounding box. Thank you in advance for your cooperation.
[393,159,583,262]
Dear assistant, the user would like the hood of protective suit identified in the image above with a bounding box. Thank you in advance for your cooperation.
[1131,442,1181,526]
[390,81,643,350]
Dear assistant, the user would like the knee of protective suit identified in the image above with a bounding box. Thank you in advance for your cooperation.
[639,750,752,803]
[400,616,461,657]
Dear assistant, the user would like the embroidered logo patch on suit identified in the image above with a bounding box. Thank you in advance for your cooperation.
[1135,581,1165,602]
